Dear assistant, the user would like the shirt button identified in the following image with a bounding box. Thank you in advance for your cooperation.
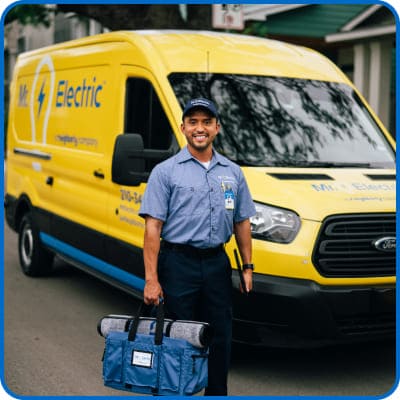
[211,207,214,212]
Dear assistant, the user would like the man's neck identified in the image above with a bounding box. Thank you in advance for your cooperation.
[187,146,213,163]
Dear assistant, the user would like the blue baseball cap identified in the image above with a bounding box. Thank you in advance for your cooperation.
[182,98,218,119]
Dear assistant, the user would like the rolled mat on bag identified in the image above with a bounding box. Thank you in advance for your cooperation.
[97,315,213,348]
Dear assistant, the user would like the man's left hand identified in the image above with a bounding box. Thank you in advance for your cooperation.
[241,268,253,293]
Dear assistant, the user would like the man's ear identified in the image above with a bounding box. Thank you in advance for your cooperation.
[215,122,221,135]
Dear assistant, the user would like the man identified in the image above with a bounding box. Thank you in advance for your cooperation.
[139,98,255,396]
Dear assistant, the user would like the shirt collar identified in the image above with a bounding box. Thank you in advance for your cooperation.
[177,146,229,167]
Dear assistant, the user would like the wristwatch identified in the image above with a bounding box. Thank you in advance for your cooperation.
[242,263,254,271]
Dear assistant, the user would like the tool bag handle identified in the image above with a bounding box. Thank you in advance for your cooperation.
[128,300,165,345]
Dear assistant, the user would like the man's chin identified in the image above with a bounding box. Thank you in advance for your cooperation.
[190,142,210,151]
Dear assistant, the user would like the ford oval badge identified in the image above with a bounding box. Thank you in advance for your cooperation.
[373,237,396,252]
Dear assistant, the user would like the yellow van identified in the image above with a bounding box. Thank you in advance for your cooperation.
[5,30,396,347]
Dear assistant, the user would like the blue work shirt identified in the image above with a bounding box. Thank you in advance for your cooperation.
[139,146,256,248]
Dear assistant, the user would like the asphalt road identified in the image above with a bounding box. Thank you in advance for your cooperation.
[3,221,398,398]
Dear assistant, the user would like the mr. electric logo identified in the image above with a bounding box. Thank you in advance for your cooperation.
[55,77,103,108]
[18,55,105,143]
[37,79,46,117]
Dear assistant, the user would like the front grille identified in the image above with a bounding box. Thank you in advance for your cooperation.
[337,314,395,337]
[312,214,396,277]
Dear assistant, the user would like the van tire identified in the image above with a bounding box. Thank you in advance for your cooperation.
[18,212,54,276]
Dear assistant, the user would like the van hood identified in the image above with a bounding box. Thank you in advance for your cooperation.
[244,168,396,221]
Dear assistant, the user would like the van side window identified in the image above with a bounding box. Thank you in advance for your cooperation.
[125,78,174,172]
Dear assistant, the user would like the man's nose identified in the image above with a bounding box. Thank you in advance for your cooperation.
[195,122,206,131]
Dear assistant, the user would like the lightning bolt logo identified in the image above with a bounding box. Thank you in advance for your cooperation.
[37,79,46,117]
[30,55,55,143]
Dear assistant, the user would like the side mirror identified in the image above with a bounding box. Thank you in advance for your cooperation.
[112,134,146,186]
[112,134,173,186]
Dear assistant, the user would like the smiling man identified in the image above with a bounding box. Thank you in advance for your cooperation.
[139,98,256,396]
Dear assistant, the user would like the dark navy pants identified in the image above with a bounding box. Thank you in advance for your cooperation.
[158,245,233,396]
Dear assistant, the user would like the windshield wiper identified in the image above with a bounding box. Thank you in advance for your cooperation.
[293,161,373,168]
[234,159,376,168]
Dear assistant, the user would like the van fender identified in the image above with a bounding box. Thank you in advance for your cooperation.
[17,168,42,203]
[13,194,34,231]
[5,193,33,232]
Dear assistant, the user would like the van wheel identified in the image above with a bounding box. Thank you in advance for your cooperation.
[18,213,54,276]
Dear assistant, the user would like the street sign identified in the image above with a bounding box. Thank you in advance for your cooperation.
[212,4,244,31]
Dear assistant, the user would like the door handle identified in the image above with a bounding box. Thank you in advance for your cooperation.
[94,170,105,179]
[46,176,54,186]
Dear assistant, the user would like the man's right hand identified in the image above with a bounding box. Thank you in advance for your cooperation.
[143,279,163,305]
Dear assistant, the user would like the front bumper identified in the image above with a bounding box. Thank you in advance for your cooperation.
[231,272,395,348]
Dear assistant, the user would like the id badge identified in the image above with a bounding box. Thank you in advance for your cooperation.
[224,190,235,210]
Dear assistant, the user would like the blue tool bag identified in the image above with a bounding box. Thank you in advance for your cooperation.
[101,301,209,396]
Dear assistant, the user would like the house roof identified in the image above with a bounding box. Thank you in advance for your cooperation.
[243,4,307,21]
[326,24,395,43]
[253,4,372,38]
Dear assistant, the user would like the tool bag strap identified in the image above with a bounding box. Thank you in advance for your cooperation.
[128,300,165,345]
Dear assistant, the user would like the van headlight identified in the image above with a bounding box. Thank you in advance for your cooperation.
[250,203,301,243]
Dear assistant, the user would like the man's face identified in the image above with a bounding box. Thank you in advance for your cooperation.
[181,109,220,153]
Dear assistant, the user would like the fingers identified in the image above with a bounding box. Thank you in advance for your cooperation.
[143,281,163,305]
[144,293,160,305]
[241,270,253,293]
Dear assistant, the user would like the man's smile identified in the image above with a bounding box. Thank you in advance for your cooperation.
[193,134,208,142]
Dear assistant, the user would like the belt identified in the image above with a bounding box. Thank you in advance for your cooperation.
[161,241,224,258]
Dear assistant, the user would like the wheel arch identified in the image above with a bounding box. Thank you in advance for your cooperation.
[14,194,34,231]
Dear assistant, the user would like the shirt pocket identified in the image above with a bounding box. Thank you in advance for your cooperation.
[172,185,210,216]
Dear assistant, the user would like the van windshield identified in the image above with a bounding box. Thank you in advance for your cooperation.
[169,73,395,169]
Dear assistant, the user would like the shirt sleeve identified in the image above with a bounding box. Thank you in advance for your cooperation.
[234,169,256,223]
[139,164,170,221]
